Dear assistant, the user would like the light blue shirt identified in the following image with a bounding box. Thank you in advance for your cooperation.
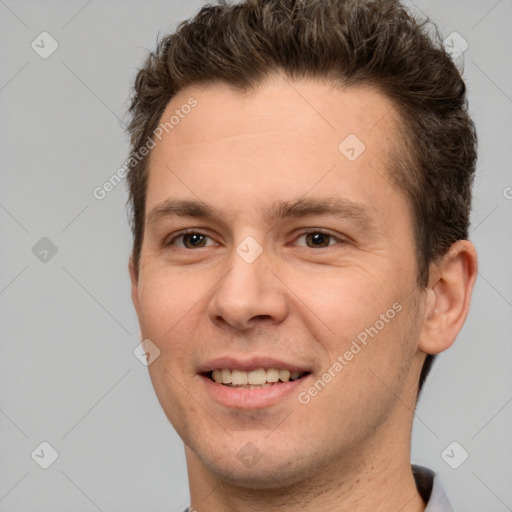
[182,465,454,511]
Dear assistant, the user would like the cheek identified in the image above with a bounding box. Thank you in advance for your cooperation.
[297,268,395,345]
[136,269,213,380]
[296,265,418,396]
[136,274,199,428]
[300,296,421,441]
[137,269,197,338]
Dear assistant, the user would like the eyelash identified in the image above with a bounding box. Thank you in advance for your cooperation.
[164,229,346,249]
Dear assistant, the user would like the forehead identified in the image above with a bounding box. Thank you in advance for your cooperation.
[145,75,404,221]
[154,75,398,153]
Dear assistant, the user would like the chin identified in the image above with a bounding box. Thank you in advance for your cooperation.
[195,440,321,490]
[208,463,309,490]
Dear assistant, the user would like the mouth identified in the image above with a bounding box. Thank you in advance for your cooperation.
[198,357,313,408]
[204,367,311,389]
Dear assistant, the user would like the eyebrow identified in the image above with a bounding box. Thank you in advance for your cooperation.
[147,196,377,232]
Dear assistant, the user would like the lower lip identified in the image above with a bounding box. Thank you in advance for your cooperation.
[200,374,310,409]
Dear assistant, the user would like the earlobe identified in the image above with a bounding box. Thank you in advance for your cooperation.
[418,240,478,355]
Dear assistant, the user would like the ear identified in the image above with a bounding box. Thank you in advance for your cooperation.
[418,240,478,355]
[128,255,141,319]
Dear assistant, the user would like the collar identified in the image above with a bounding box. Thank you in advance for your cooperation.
[412,464,455,511]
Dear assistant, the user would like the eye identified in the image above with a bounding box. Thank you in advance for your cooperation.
[165,230,216,249]
[295,230,344,248]
[164,229,345,250]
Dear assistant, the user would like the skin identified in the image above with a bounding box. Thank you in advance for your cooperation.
[129,74,478,511]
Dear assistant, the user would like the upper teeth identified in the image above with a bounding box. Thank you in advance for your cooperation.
[211,368,304,385]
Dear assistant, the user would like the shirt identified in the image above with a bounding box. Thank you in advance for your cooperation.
[413,464,455,511]
[182,464,454,511]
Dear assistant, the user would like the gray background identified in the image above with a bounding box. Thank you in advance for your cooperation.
[0,0,511,510]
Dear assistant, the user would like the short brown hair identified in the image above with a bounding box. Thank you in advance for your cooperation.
[126,0,477,393]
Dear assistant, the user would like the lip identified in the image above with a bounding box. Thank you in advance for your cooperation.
[200,373,312,409]
[197,356,313,409]
[197,356,312,373]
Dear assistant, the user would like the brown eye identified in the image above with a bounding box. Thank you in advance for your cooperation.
[166,231,215,249]
[305,232,332,248]
[296,231,342,248]
[182,233,208,248]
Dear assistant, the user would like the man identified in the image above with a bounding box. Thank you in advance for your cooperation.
[126,0,478,510]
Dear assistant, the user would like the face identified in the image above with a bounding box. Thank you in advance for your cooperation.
[130,75,427,488]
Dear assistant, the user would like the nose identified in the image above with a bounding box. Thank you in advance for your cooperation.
[208,244,288,331]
